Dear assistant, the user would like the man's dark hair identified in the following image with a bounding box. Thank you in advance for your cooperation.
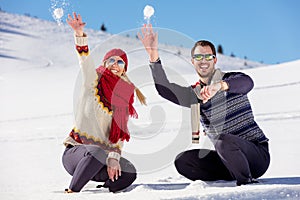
[191,40,216,57]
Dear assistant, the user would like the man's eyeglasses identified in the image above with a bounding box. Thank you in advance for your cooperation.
[105,57,126,69]
[193,54,216,61]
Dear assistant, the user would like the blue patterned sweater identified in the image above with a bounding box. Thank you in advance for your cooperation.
[149,60,268,143]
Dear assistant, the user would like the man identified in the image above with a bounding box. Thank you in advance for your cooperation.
[138,24,270,186]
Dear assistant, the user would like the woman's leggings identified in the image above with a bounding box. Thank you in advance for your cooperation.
[62,144,136,192]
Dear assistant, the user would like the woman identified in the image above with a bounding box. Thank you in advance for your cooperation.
[62,12,146,193]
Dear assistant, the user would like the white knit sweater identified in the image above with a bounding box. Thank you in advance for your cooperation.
[63,34,123,162]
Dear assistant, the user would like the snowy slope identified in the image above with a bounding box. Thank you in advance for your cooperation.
[0,11,299,200]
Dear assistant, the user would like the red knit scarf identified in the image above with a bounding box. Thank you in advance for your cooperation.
[96,66,137,143]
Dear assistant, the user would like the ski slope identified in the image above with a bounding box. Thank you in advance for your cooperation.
[0,11,299,200]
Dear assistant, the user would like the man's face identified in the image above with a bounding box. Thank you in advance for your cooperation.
[191,45,217,80]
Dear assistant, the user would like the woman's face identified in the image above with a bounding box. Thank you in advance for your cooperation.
[104,56,126,76]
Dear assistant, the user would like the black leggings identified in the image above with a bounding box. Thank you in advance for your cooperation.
[174,134,270,184]
[62,145,136,192]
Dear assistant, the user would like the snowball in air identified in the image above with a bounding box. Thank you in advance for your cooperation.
[143,5,155,19]
[53,8,64,19]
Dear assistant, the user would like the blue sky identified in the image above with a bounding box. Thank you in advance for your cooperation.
[1,0,300,64]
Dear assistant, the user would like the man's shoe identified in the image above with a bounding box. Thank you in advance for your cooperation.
[236,178,259,186]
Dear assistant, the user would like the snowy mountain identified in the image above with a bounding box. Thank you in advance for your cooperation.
[0,11,299,200]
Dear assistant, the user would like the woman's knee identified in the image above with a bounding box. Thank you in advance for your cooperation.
[120,158,137,185]
[120,157,136,174]
[107,160,137,193]
[122,170,137,185]
[84,146,107,165]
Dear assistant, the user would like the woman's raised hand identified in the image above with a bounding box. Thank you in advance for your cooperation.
[66,12,86,37]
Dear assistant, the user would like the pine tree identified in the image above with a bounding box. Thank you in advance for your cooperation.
[217,45,223,54]
[244,56,248,66]
[100,23,107,32]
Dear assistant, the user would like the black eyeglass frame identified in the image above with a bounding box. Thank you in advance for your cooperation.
[192,54,216,61]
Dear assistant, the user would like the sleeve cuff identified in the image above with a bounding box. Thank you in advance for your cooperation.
[150,57,161,64]
[107,151,121,162]
[74,33,88,46]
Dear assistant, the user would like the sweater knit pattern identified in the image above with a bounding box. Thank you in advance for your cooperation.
[76,45,89,56]
[149,61,268,145]
[94,74,113,115]
[63,35,123,161]
[69,128,121,154]
[200,91,268,143]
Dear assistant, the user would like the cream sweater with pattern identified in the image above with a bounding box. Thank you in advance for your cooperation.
[63,34,123,162]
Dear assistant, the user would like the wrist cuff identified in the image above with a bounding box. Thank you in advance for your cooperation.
[74,33,88,46]
[107,151,121,162]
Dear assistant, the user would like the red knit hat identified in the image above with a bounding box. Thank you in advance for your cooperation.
[103,48,128,71]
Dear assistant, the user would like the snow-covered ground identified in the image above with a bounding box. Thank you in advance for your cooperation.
[0,11,299,200]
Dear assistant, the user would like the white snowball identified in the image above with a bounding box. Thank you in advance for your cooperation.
[53,8,64,19]
[143,5,155,19]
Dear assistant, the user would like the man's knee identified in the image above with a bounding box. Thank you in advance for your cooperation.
[214,134,237,153]
[174,152,186,172]
[174,151,196,179]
